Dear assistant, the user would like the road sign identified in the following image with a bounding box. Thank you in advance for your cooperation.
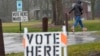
[12,11,28,22]
[0,19,5,56]
[17,0,22,11]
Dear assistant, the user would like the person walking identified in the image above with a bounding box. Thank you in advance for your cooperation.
[68,0,87,32]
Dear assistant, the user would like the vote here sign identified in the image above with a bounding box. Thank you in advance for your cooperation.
[22,32,67,56]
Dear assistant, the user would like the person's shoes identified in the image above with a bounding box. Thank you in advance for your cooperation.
[82,27,87,32]
[71,26,75,32]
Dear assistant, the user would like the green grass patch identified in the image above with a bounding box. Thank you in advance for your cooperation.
[68,20,100,31]
[2,20,100,33]
[6,42,100,56]
[68,41,100,56]
[84,20,100,31]
[6,52,23,56]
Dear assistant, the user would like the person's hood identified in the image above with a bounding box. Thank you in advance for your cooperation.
[77,0,82,4]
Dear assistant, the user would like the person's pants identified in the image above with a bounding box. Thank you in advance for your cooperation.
[73,16,84,28]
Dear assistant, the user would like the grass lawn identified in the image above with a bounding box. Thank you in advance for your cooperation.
[6,41,100,56]
[69,20,100,31]
[68,41,100,56]
[2,20,100,33]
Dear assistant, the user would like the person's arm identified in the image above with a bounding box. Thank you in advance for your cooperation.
[69,7,75,14]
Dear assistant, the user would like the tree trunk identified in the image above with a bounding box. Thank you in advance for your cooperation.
[91,0,95,20]
[52,0,64,25]
[51,0,56,24]
[56,0,64,25]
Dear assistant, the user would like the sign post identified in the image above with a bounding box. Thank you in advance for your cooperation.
[17,0,22,32]
[12,11,28,32]
[0,19,5,56]
[62,25,68,56]
[42,17,48,32]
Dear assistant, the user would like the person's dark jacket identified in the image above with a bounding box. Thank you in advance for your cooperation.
[69,2,83,16]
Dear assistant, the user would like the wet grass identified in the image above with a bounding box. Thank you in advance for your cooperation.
[2,20,100,33]
[6,41,100,56]
[2,21,42,33]
[6,53,23,56]
[69,20,100,31]
[68,41,100,56]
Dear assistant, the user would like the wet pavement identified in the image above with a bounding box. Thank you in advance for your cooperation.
[3,31,100,54]
[4,33,24,54]
[68,32,99,45]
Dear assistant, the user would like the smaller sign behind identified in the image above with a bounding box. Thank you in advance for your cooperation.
[12,11,28,22]
[17,0,22,11]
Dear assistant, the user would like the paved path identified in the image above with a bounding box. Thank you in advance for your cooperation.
[3,31,100,54]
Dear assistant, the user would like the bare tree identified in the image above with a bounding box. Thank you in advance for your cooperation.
[52,0,64,25]
[91,0,96,20]
[0,0,65,22]
[51,0,56,24]
[95,0,100,19]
